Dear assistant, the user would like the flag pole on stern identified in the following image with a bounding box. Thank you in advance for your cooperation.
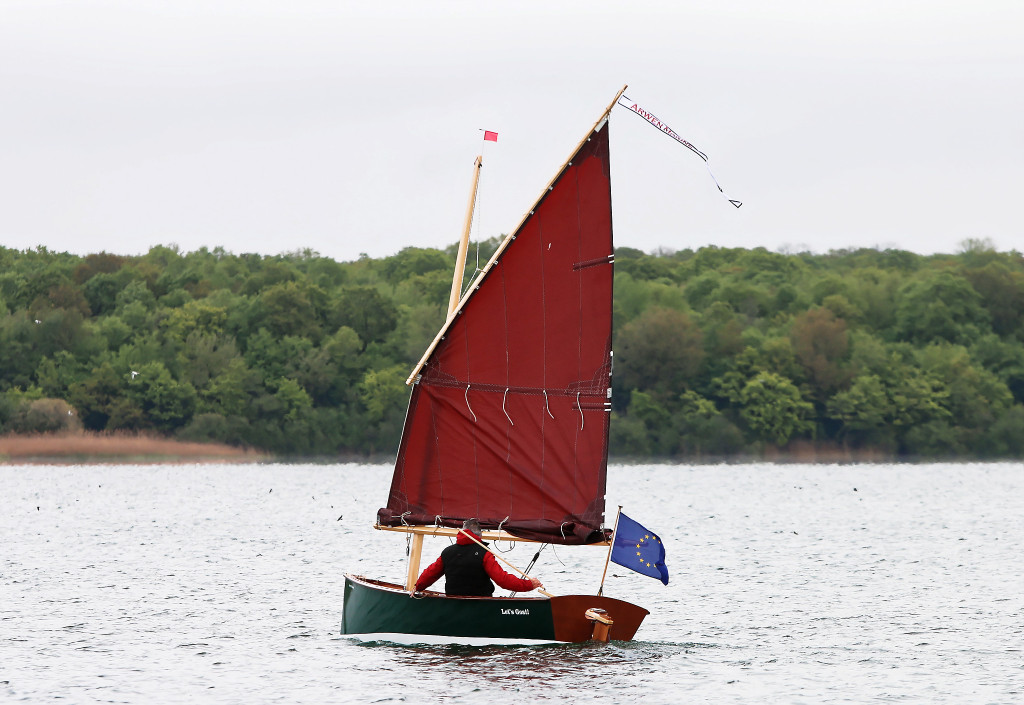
[597,505,623,596]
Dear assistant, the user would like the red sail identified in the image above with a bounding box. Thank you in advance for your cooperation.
[378,123,614,545]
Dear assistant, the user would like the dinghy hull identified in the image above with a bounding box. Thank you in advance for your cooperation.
[341,574,648,643]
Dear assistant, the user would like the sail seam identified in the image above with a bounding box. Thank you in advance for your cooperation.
[429,395,444,518]
[573,162,584,520]
[538,213,548,522]
[462,304,481,518]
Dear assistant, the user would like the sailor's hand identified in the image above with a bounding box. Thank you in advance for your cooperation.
[529,576,543,590]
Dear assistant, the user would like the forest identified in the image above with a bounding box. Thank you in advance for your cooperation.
[1,239,1023,460]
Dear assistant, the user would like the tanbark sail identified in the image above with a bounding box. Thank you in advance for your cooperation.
[378,123,615,545]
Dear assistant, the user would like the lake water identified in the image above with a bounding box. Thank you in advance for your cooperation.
[2,462,1021,704]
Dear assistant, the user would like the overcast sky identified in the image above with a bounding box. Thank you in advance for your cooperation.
[2,1,1021,262]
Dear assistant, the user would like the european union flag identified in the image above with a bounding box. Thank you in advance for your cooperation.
[610,513,669,585]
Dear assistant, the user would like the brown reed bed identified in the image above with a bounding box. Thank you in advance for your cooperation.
[0,432,268,464]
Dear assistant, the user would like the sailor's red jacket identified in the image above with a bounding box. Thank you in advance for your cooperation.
[414,532,535,593]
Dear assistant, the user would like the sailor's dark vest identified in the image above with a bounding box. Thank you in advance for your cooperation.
[440,542,494,596]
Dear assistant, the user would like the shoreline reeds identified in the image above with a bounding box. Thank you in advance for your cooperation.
[0,431,267,464]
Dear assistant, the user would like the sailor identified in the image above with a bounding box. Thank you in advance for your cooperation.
[413,519,544,596]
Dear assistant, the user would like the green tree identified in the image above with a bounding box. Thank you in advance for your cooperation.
[738,371,814,445]
[67,362,144,430]
[826,374,895,449]
[676,390,746,457]
[124,362,198,431]
[380,247,452,285]
[179,332,239,389]
[963,261,1024,337]
[271,377,313,422]
[359,364,408,423]
[11,398,83,433]
[331,287,398,350]
[984,405,1024,457]
[201,358,263,418]
[251,281,325,340]
[616,307,704,401]
[790,307,851,398]
[895,271,991,345]
[914,344,1013,451]
[83,269,135,316]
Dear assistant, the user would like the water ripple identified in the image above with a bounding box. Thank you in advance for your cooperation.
[2,462,1022,704]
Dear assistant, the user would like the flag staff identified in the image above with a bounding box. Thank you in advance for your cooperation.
[597,505,623,596]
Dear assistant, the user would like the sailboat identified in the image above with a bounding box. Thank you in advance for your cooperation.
[341,86,651,643]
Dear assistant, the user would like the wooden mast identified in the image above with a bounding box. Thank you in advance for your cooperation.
[447,155,483,320]
[403,153,483,591]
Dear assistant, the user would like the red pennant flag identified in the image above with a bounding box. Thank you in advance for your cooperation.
[483,130,498,142]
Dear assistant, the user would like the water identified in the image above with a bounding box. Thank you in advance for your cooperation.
[2,462,1022,704]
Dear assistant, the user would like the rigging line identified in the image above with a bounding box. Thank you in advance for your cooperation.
[543,389,555,419]
[399,511,412,556]
[548,523,569,567]
[502,388,514,426]
[523,543,548,575]
[511,543,549,597]
[434,515,455,545]
[493,516,513,553]
[577,392,584,431]
[464,384,477,423]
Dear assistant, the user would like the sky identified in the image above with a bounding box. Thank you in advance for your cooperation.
[2,1,1021,263]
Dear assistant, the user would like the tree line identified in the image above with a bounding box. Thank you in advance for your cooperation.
[1,239,1022,459]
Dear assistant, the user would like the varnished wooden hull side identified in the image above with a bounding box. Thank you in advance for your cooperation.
[550,593,649,642]
[341,574,648,643]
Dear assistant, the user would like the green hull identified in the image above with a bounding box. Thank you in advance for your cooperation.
[342,574,648,643]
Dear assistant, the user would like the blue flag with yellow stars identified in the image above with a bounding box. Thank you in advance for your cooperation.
[610,513,669,585]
